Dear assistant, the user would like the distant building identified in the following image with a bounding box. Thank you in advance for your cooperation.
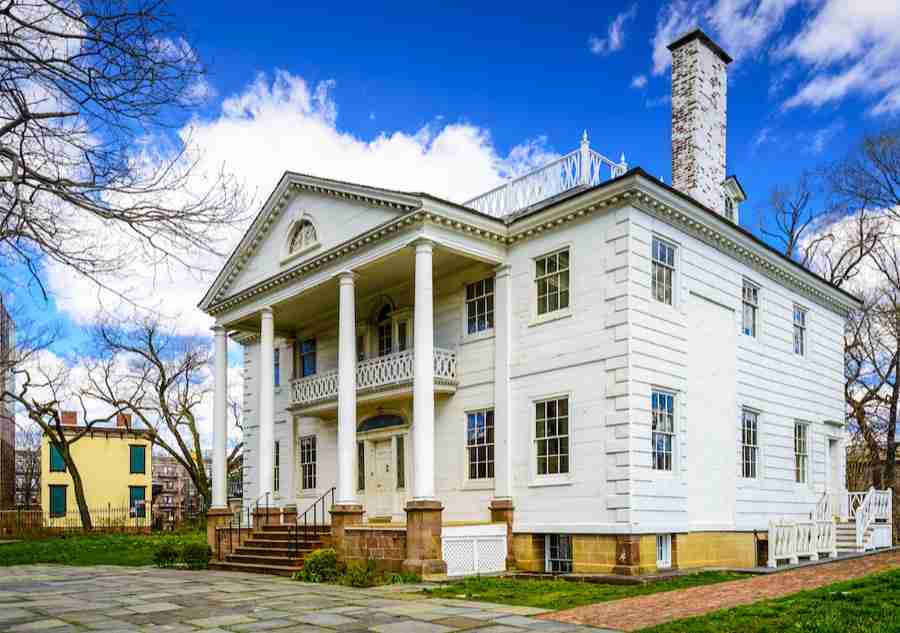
[41,412,153,527]
[15,447,40,508]
[0,297,14,509]
[152,453,210,528]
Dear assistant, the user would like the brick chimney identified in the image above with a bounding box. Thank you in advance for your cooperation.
[668,28,732,217]
[116,412,131,428]
[60,410,77,426]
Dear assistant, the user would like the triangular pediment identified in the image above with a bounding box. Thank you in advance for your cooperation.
[199,173,423,312]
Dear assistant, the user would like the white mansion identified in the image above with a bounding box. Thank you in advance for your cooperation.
[202,29,889,576]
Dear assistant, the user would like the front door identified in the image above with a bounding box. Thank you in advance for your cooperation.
[373,439,394,517]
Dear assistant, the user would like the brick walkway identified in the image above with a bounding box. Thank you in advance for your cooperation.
[542,550,900,632]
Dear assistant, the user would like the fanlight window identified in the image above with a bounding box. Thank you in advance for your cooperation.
[289,219,318,254]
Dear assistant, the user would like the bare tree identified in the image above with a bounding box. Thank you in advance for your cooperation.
[85,318,219,508]
[14,420,41,507]
[1,0,245,295]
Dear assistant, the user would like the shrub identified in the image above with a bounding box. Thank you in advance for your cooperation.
[152,543,179,568]
[296,548,342,583]
[341,559,379,588]
[386,571,422,584]
[180,543,212,570]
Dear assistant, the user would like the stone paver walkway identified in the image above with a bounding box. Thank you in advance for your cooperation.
[0,565,614,633]
[541,549,900,632]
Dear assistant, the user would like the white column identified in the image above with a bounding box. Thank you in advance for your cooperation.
[337,272,359,506]
[492,265,513,499]
[211,325,229,508]
[257,307,275,500]
[412,240,436,500]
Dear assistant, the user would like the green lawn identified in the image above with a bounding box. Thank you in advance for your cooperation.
[0,530,206,567]
[423,571,746,611]
[640,567,900,633]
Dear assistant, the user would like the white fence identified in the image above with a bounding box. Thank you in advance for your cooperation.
[441,523,507,577]
[768,520,836,567]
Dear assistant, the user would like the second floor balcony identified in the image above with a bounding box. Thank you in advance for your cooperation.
[290,347,458,412]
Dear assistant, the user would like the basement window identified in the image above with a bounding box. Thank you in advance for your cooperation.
[545,534,573,573]
[657,534,673,569]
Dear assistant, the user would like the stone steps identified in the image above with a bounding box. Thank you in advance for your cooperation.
[209,560,303,577]
[211,523,328,576]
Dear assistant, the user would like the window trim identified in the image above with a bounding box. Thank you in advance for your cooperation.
[531,392,573,484]
[357,440,366,492]
[299,435,317,491]
[129,444,146,475]
[129,485,147,518]
[794,421,810,485]
[651,389,676,473]
[465,408,496,482]
[273,440,280,493]
[793,305,808,357]
[395,434,406,490]
[464,277,496,337]
[741,279,760,338]
[740,408,761,480]
[299,337,317,378]
[274,347,281,387]
[531,246,573,325]
[49,484,67,518]
[49,444,66,473]
[656,534,673,569]
[545,534,573,573]
[651,235,678,307]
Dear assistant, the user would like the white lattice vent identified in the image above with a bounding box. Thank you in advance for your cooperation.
[442,523,507,577]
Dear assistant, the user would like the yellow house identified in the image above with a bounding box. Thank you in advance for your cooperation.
[41,412,153,529]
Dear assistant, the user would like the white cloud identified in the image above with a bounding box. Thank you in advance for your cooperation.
[651,0,702,75]
[589,4,639,56]
[807,120,845,154]
[45,70,561,337]
[631,74,648,89]
[753,126,774,148]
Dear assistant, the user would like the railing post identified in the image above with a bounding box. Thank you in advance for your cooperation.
[579,131,590,186]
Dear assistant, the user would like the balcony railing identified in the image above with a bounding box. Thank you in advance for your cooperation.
[463,133,627,219]
[291,348,458,408]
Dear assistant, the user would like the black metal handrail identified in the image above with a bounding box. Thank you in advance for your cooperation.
[289,487,335,556]
[219,492,268,560]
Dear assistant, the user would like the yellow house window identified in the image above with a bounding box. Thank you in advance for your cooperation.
[129,445,146,474]
[49,444,66,472]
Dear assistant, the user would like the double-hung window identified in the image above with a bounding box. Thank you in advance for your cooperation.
[299,436,317,490]
[545,534,572,573]
[466,278,495,334]
[274,348,281,387]
[535,249,570,316]
[651,237,676,305]
[466,409,495,479]
[651,390,675,471]
[300,338,316,377]
[273,441,280,493]
[793,306,807,356]
[396,436,405,489]
[741,409,759,479]
[742,281,759,337]
[357,441,365,491]
[794,422,808,484]
[535,397,569,476]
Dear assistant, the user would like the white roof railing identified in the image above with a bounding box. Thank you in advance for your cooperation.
[463,131,627,219]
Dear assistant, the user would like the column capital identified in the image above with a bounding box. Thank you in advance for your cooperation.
[494,263,512,278]
[260,306,274,318]
[411,237,434,253]
[211,324,227,335]
[336,270,358,285]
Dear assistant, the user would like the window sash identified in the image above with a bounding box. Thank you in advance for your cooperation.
[657,534,673,569]
[466,409,495,480]
[378,323,392,356]
[466,278,495,334]
[651,238,676,305]
[652,391,675,471]
[741,410,759,479]
[49,444,66,472]
[273,441,280,492]
[49,485,66,518]
[274,348,281,387]
[300,338,316,377]
[546,534,572,573]
[300,436,317,490]
[535,250,570,316]
[129,486,146,518]
[396,436,405,489]
[129,445,145,474]
[794,423,808,484]
[357,441,366,491]
[535,398,570,476]
[742,282,758,337]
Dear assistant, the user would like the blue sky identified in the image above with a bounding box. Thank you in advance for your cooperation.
[8,0,900,359]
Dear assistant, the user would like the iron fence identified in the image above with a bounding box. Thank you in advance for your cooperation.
[0,504,152,537]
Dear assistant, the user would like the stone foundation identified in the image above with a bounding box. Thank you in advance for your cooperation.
[330,503,364,563]
[403,500,447,575]
[513,533,545,572]
[344,526,407,573]
[674,532,757,569]
[490,498,516,569]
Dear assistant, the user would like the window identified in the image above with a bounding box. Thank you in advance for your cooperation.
[300,338,316,377]
[546,535,572,573]
[274,348,281,387]
[651,237,676,305]
[466,278,495,334]
[49,485,66,518]
[466,409,495,479]
[742,281,759,337]
[396,436,405,489]
[49,444,66,472]
[129,486,146,518]
[657,534,673,569]
[357,441,365,491]
[535,397,569,476]
[535,249,570,316]
[741,409,759,479]
[356,334,366,362]
[397,321,409,351]
[794,422,808,484]
[651,391,675,471]
[377,305,393,356]
[793,306,807,356]
[289,219,317,253]
[129,445,146,474]
[300,436,316,490]
[273,441,280,493]
[724,195,735,221]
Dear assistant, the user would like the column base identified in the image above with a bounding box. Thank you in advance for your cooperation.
[331,504,364,563]
[489,498,516,570]
[612,534,643,576]
[282,504,297,525]
[403,500,447,576]
[206,507,233,560]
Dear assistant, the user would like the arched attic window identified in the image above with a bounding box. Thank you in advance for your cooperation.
[289,219,318,254]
